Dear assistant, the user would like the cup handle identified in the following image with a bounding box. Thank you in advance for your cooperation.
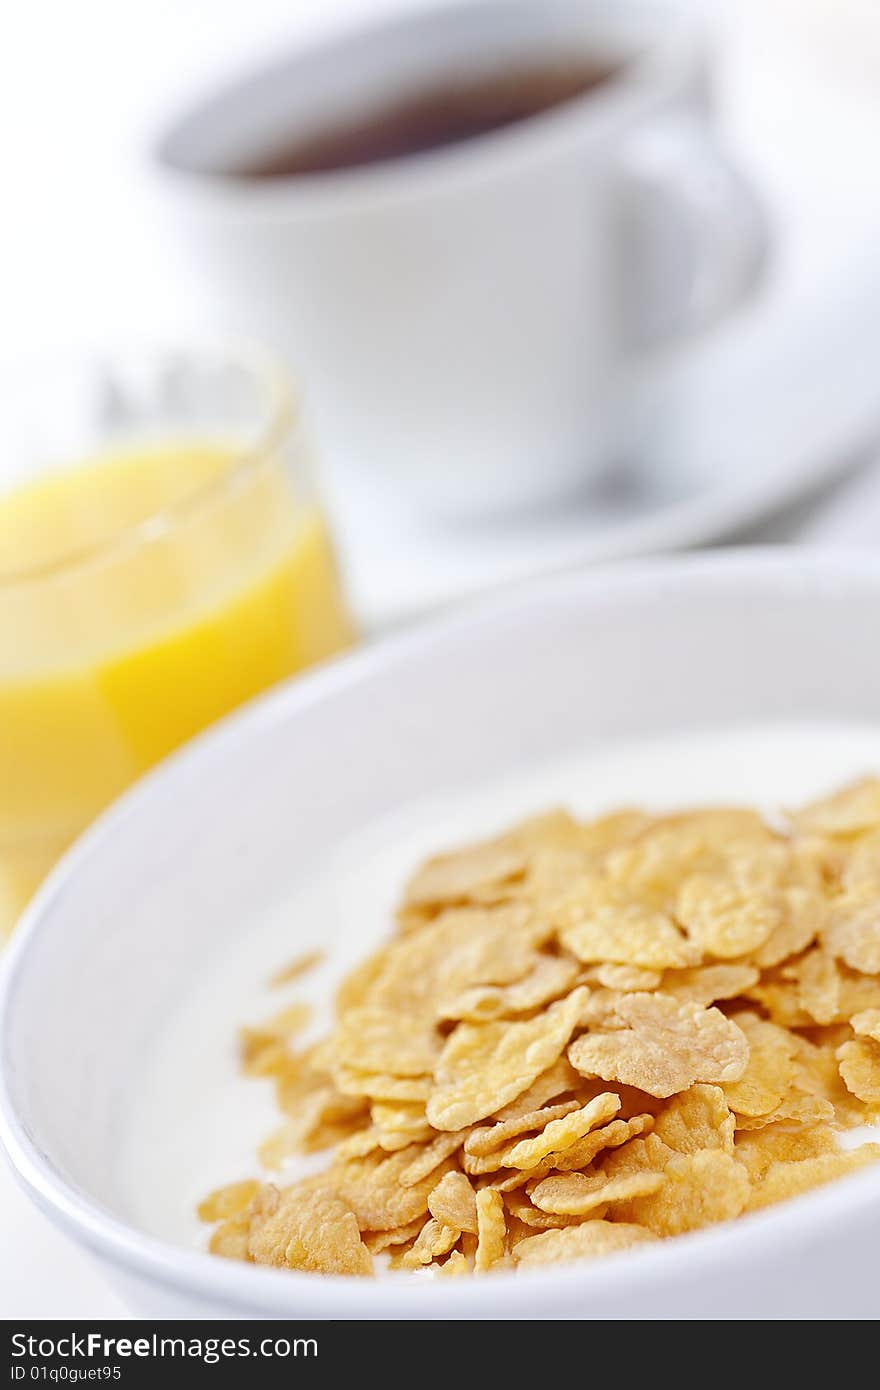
[620,115,768,351]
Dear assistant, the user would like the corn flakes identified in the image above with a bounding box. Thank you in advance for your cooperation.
[529,1168,664,1216]
[200,778,880,1281]
[569,993,748,1098]
[428,1171,478,1234]
[427,987,588,1130]
[474,1189,507,1272]
[247,1185,372,1276]
[512,1221,656,1267]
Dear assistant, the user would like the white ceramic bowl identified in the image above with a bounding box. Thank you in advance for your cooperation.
[4,550,880,1320]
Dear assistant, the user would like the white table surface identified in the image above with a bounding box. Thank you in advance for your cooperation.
[4,0,880,1320]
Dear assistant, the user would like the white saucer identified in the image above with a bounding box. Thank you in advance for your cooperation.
[331,264,880,630]
[327,0,880,632]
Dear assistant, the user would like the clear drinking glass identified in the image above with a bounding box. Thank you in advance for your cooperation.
[0,344,353,938]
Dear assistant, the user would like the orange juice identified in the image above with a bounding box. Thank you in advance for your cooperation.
[0,442,352,934]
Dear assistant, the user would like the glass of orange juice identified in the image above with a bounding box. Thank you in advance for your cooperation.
[0,344,353,938]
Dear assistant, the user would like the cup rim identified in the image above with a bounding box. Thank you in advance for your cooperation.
[0,340,295,590]
[150,0,707,221]
[4,547,880,1316]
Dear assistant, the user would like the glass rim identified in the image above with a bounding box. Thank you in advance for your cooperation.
[0,340,296,590]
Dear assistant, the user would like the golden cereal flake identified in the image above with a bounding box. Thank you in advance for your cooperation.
[503,1189,590,1229]
[459,1231,479,1264]
[746,1146,880,1212]
[556,884,697,969]
[399,1130,471,1186]
[742,977,812,1029]
[783,948,841,1025]
[399,1218,460,1269]
[252,1000,312,1039]
[465,1100,582,1158]
[197,1179,260,1223]
[822,893,880,976]
[371,904,546,1018]
[598,1132,671,1180]
[572,987,622,1027]
[208,1216,251,1261]
[604,811,772,899]
[387,1243,421,1270]
[660,964,759,1007]
[773,1031,862,1126]
[842,833,880,894]
[722,1012,798,1119]
[335,1128,389,1162]
[464,1108,616,1177]
[440,954,580,1022]
[568,993,748,1098]
[474,1189,507,1272]
[437,1250,471,1277]
[616,1149,750,1236]
[571,808,655,855]
[552,1114,656,1170]
[268,948,325,989]
[428,1171,479,1234]
[512,1221,655,1267]
[500,1094,621,1170]
[247,1185,372,1276]
[335,948,388,1015]
[732,1093,835,1132]
[271,1052,328,1113]
[591,964,664,991]
[370,1101,429,1134]
[427,987,589,1130]
[328,1007,441,1077]
[258,1085,367,1167]
[529,1168,664,1217]
[463,1150,522,1177]
[676,875,779,958]
[334,1127,425,1160]
[334,1069,433,1103]
[853,1008,880,1041]
[755,961,880,1031]
[837,969,880,1017]
[794,778,880,838]
[363,1219,426,1253]
[837,1036,880,1104]
[402,838,527,909]
[492,1059,582,1122]
[331,1146,455,1231]
[239,1002,312,1077]
[602,1083,666,1121]
[651,1085,735,1155]
[734,1125,839,1181]
[749,886,821,970]
[483,1114,657,1191]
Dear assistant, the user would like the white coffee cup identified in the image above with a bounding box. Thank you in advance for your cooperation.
[154,0,766,518]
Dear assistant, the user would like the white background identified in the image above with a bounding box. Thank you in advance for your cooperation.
[1,0,880,355]
[3,0,880,1318]
[7,0,880,628]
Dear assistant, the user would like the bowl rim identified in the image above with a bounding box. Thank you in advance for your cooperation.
[151,0,702,223]
[4,545,880,1316]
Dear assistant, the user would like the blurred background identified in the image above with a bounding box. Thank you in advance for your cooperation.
[4,0,880,631]
[4,0,880,1317]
